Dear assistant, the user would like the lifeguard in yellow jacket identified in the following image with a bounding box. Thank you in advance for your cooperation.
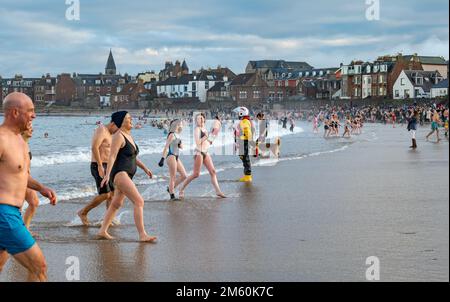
[233,107,253,182]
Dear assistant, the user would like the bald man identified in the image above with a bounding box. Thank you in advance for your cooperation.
[0,92,57,282]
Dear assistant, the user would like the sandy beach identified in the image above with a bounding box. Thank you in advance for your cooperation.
[1,123,448,282]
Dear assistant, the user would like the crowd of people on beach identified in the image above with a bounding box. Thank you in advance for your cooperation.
[0,91,448,281]
[0,93,282,281]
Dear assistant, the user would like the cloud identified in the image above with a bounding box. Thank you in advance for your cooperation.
[0,0,448,77]
[0,9,95,46]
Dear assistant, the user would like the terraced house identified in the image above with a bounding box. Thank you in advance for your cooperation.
[340,54,448,100]
[1,74,38,102]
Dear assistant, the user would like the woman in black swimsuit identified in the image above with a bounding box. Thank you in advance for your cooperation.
[98,111,157,243]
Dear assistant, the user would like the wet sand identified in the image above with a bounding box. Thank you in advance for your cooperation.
[1,125,448,282]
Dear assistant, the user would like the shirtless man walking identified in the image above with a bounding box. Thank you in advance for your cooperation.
[0,92,57,282]
[77,120,118,225]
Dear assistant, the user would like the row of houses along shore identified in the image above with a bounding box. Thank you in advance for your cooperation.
[1,50,448,111]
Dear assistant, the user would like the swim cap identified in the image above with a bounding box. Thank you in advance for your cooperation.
[111,111,128,128]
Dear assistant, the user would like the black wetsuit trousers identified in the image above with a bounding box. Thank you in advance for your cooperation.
[239,140,252,176]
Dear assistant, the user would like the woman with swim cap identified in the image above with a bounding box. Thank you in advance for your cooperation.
[97,111,157,242]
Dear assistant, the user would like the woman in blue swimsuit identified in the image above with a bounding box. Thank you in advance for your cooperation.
[158,119,187,200]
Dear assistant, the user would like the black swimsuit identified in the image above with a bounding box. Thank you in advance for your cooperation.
[195,129,207,159]
[110,134,139,190]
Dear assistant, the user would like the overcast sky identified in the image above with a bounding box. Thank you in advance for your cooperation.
[0,0,448,77]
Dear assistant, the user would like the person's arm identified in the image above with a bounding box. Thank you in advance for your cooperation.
[137,158,153,178]
[91,127,106,177]
[91,127,104,165]
[27,175,57,205]
[100,133,123,188]
[161,134,174,158]
[195,127,208,146]
[158,134,174,167]
[0,136,4,162]
[242,121,251,140]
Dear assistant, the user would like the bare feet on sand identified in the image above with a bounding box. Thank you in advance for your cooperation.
[216,192,227,198]
[139,235,158,243]
[97,231,114,240]
[77,210,90,226]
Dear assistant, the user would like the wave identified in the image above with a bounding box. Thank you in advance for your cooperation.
[30,122,304,167]
[30,143,350,208]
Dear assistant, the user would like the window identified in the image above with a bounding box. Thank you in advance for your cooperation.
[400,78,405,86]
[379,75,384,84]
[395,90,399,97]
[354,88,359,97]
[192,82,197,91]
[253,91,261,99]
[405,89,410,97]
[367,77,372,84]
[205,81,209,90]
[416,77,423,85]
[239,91,247,99]
[184,85,188,92]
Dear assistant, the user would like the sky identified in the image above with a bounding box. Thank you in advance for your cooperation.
[0,0,448,78]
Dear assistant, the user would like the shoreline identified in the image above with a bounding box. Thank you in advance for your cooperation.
[1,124,448,282]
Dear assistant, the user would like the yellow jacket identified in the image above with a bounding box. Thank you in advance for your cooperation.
[240,119,252,141]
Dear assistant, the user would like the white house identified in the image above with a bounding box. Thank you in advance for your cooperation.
[189,72,229,103]
[393,70,443,99]
[99,95,110,107]
[156,75,192,99]
[430,79,448,98]
[156,71,229,102]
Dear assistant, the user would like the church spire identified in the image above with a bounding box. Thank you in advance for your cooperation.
[105,49,117,75]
